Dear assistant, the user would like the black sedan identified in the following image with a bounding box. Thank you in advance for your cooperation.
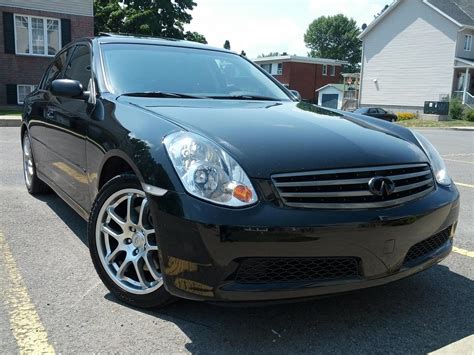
[354,107,398,122]
[21,34,459,308]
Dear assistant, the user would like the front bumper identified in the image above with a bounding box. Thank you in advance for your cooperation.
[148,183,459,303]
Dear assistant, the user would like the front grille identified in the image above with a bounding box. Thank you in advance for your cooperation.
[272,163,435,209]
[234,257,360,284]
[404,226,452,264]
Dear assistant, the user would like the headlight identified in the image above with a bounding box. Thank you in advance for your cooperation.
[163,131,258,207]
[413,131,451,186]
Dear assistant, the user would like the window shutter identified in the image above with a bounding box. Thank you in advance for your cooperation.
[3,12,15,54]
[61,19,72,46]
[6,84,18,105]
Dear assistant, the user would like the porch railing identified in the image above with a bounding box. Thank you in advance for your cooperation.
[452,91,474,108]
[466,92,474,109]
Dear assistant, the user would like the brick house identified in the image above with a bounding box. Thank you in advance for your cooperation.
[253,55,347,103]
[0,0,94,106]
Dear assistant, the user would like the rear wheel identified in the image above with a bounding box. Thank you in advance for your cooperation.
[88,174,174,308]
[22,132,50,195]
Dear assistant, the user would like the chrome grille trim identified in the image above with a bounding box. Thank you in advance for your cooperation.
[272,163,435,209]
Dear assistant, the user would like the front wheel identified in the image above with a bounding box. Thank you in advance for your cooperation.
[88,174,174,308]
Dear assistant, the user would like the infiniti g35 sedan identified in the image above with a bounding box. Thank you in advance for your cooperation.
[21,34,459,308]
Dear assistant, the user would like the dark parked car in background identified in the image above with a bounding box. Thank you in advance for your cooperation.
[354,107,398,122]
[21,34,459,308]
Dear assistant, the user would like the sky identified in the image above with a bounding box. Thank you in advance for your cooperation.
[185,0,391,58]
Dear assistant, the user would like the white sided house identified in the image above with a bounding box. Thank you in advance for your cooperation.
[359,0,474,111]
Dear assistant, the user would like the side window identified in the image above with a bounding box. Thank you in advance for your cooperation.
[377,108,387,114]
[42,49,70,89]
[368,108,377,114]
[64,45,91,90]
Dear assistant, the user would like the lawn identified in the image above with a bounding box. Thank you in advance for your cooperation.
[397,119,474,128]
[0,110,22,116]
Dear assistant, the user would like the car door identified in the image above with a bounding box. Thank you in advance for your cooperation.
[28,47,72,180]
[366,108,379,118]
[376,108,389,121]
[42,43,93,210]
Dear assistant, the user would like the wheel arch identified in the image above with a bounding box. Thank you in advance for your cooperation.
[96,151,145,192]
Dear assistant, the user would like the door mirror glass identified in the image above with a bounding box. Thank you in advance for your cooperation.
[50,79,84,98]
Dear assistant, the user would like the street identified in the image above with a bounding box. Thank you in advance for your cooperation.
[0,127,472,354]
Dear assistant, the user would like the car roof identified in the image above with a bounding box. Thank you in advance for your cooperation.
[86,33,231,53]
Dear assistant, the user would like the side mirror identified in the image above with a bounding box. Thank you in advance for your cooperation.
[50,79,88,100]
[289,89,301,101]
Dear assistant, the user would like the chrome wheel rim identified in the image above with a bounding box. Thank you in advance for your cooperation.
[96,188,162,295]
[22,135,34,189]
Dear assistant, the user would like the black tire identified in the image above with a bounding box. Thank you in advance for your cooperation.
[88,174,175,308]
[22,131,50,195]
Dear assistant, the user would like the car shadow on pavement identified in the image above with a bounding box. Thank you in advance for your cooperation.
[36,194,88,246]
[106,265,474,354]
[39,195,473,353]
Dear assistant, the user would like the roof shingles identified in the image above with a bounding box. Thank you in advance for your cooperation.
[427,0,474,26]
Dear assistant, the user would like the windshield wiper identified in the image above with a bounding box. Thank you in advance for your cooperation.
[118,91,205,99]
[207,94,281,101]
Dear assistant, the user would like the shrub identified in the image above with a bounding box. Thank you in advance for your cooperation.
[396,112,417,121]
[463,108,474,122]
[449,99,464,120]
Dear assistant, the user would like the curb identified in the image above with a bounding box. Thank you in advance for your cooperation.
[448,127,474,131]
[0,117,21,127]
[404,127,474,131]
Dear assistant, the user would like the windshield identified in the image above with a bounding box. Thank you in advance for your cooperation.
[101,43,291,100]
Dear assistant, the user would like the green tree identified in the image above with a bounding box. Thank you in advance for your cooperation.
[223,40,231,50]
[93,0,206,42]
[258,52,281,58]
[304,14,361,72]
[94,0,124,34]
[184,31,207,44]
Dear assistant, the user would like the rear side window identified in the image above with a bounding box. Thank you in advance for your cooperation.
[64,45,91,90]
[42,48,70,89]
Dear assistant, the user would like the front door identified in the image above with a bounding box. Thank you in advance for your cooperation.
[43,44,93,210]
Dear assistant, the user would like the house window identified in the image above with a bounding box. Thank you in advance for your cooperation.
[330,65,335,76]
[322,64,328,76]
[14,15,60,56]
[277,63,283,75]
[464,35,472,51]
[17,85,36,104]
[261,64,272,73]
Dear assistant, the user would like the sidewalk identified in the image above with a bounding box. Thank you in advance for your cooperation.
[0,115,21,127]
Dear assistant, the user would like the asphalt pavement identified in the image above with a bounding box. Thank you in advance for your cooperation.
[0,127,472,354]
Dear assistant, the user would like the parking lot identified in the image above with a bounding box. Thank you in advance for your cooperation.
[0,127,472,354]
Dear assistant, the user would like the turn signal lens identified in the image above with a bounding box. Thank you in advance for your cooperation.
[233,184,253,203]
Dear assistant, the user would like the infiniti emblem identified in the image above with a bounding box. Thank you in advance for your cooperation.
[368,177,396,197]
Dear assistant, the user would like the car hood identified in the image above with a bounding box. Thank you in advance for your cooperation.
[121,98,427,178]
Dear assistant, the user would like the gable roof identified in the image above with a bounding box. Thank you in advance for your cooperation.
[315,84,345,92]
[359,0,474,39]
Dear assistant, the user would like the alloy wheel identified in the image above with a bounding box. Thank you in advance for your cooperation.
[96,188,162,295]
[22,135,34,189]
